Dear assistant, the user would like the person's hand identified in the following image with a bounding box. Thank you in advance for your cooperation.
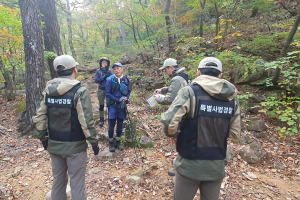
[123,97,128,101]
[119,96,125,102]
[42,140,48,150]
[171,135,177,145]
[154,89,162,95]
[92,145,99,156]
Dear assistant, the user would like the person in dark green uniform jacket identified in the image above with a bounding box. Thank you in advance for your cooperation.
[154,58,191,177]
[32,55,99,200]
[161,57,241,200]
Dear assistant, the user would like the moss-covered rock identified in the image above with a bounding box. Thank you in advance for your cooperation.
[247,120,267,132]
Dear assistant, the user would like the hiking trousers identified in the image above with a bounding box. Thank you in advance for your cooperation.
[50,151,87,200]
[97,89,106,118]
[174,172,223,200]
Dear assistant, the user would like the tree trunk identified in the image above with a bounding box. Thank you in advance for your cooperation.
[0,57,15,101]
[273,9,300,84]
[280,11,300,57]
[121,24,126,44]
[106,28,109,47]
[214,3,219,36]
[165,0,174,55]
[19,0,46,134]
[38,0,62,79]
[66,0,77,59]
[199,0,206,37]
[129,11,139,45]
[62,33,67,54]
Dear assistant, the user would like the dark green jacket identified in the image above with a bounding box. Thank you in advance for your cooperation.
[161,75,241,181]
[32,76,98,155]
[156,67,189,105]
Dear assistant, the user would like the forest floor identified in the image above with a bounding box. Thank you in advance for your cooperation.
[0,65,300,200]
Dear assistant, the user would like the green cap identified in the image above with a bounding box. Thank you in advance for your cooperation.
[159,58,177,70]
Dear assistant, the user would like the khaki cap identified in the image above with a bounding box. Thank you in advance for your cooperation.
[198,57,222,72]
[53,55,79,71]
[159,58,177,70]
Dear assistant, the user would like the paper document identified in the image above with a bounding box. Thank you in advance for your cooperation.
[147,96,158,107]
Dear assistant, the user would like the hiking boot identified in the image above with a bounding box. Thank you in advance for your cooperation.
[109,141,115,152]
[168,168,176,176]
[114,140,123,151]
[99,117,104,127]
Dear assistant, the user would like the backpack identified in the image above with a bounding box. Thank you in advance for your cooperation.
[109,75,130,96]
[106,75,132,106]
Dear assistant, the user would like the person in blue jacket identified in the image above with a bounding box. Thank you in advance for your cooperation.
[95,57,113,127]
[106,63,131,152]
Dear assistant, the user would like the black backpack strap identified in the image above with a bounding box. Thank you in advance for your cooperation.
[176,73,191,84]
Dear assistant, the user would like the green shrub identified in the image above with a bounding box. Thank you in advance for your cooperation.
[15,100,26,117]
[130,92,142,105]
[239,32,300,60]
[260,50,300,137]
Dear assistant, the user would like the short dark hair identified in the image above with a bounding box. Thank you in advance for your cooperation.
[199,68,220,77]
[167,65,179,69]
[57,67,75,76]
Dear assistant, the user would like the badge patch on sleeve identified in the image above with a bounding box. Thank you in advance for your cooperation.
[172,96,178,104]
[168,85,174,92]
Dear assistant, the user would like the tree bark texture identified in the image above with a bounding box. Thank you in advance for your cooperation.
[121,24,126,44]
[106,28,109,47]
[38,0,63,79]
[199,0,206,37]
[66,0,77,59]
[165,0,174,54]
[273,8,300,84]
[0,57,15,101]
[214,3,219,36]
[129,11,139,45]
[19,0,45,130]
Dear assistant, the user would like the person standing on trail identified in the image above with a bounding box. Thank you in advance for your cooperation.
[161,57,241,200]
[32,55,99,200]
[95,57,113,127]
[153,58,191,177]
[154,58,191,105]
[106,63,132,152]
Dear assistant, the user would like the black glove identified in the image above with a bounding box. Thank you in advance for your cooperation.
[103,75,109,79]
[92,145,99,155]
[42,140,48,150]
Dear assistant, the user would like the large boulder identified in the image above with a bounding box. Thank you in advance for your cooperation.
[133,167,143,177]
[247,120,267,132]
[250,131,265,138]
[125,176,141,185]
[239,146,260,164]
[139,136,152,146]
[147,80,165,90]
[239,141,269,164]
[94,148,119,160]
[248,104,266,115]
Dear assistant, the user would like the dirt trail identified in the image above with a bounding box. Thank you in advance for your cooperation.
[0,84,299,200]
